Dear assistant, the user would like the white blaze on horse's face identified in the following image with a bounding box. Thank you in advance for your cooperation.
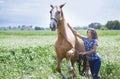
[49,4,64,31]
[50,7,58,31]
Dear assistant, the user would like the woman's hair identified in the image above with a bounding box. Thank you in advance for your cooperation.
[87,28,98,39]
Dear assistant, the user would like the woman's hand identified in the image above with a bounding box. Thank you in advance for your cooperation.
[80,52,88,56]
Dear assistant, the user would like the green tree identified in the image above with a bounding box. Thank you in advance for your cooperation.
[89,22,102,29]
[113,20,120,30]
[105,20,120,30]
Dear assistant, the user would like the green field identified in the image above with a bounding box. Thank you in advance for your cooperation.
[0,30,120,79]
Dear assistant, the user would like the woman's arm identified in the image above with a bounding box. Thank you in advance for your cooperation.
[81,45,97,55]
[67,23,82,38]
[75,32,82,38]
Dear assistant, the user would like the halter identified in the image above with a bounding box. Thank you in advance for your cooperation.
[51,18,58,23]
[50,8,63,26]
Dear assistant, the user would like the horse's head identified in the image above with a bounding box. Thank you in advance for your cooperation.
[49,3,66,31]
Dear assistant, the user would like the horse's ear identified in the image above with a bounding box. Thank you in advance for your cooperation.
[60,3,66,8]
[50,4,54,8]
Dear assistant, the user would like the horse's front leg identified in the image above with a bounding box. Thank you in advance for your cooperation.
[56,56,67,79]
[66,48,76,79]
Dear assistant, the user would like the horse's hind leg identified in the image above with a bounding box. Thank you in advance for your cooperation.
[85,60,90,79]
[56,57,67,79]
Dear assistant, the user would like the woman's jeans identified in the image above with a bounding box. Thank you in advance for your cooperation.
[89,59,101,78]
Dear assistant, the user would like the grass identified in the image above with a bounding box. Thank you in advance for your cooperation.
[0,30,120,79]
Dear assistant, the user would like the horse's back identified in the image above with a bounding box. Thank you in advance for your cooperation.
[76,36,85,52]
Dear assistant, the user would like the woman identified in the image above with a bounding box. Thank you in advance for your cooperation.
[80,28,101,79]
[68,24,101,79]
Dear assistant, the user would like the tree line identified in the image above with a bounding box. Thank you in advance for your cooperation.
[89,20,120,30]
[0,20,120,30]
[0,25,50,30]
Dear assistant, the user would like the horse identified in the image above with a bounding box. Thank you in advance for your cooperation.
[49,3,89,79]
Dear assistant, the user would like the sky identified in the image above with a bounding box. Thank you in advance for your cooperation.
[0,0,120,27]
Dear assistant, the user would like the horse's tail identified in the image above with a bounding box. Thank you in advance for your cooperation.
[67,23,88,76]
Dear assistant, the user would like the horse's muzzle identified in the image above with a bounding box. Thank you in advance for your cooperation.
[50,23,56,31]
[49,19,57,31]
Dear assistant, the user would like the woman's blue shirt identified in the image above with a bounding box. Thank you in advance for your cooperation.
[82,36,101,61]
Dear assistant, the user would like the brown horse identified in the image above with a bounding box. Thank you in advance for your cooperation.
[49,3,89,79]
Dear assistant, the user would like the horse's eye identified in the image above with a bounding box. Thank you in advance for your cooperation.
[50,11,52,13]
[58,11,60,14]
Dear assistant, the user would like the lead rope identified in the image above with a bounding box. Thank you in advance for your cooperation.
[78,54,87,76]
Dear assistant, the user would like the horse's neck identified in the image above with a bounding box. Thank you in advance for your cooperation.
[57,20,66,40]
[57,19,74,41]
[57,11,68,37]
[58,19,66,34]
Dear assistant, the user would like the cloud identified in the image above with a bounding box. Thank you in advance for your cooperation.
[0,0,4,3]
[0,0,50,26]
[0,0,120,27]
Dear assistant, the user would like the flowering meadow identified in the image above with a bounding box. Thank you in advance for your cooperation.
[0,30,120,79]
